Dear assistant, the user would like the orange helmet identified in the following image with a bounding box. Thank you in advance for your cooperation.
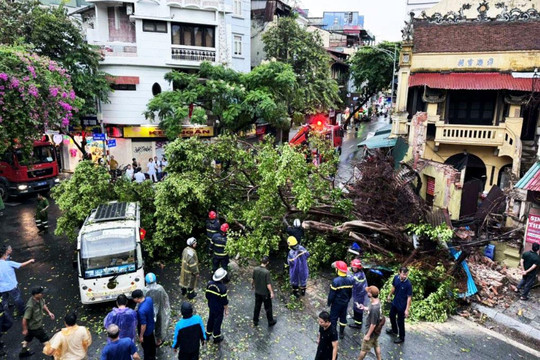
[220,223,229,233]
[335,260,348,273]
[208,211,217,220]
[351,259,362,269]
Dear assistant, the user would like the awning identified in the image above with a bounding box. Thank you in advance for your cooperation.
[409,72,533,91]
[515,161,540,191]
[106,76,140,85]
[359,133,397,149]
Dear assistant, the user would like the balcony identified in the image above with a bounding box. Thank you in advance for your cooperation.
[166,0,221,10]
[434,121,519,158]
[94,42,137,57]
[171,45,216,64]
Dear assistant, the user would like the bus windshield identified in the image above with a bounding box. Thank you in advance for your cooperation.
[81,228,137,279]
[15,146,56,165]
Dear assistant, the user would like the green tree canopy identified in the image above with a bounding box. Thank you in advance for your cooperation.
[0,0,110,121]
[0,45,81,154]
[348,41,401,120]
[262,16,341,121]
[145,61,297,137]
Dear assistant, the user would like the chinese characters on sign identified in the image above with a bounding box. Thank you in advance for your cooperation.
[457,58,494,67]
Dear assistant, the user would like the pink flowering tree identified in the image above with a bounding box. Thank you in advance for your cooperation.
[0,45,81,154]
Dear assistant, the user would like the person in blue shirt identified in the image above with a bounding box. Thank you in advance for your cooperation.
[0,245,35,318]
[385,267,413,344]
[172,302,206,359]
[101,324,140,360]
[132,289,156,360]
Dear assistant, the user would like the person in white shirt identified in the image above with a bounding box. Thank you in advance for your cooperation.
[147,158,157,183]
[124,164,134,181]
[134,168,146,184]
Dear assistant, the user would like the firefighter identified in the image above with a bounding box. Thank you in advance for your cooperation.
[211,223,229,273]
[206,211,220,254]
[348,259,368,329]
[205,268,229,344]
[179,237,199,299]
[285,219,304,245]
[35,193,50,233]
[286,236,310,297]
[328,260,354,339]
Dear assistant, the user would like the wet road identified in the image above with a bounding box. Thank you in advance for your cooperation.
[1,130,539,359]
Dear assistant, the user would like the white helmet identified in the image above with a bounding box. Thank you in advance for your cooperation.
[187,237,197,246]
[213,268,228,281]
[293,219,301,227]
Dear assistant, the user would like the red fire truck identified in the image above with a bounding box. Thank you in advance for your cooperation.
[0,140,60,200]
[289,114,344,155]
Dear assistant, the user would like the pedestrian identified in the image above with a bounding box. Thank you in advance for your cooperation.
[314,311,338,360]
[348,259,368,329]
[286,236,310,297]
[516,243,540,300]
[172,302,206,360]
[103,294,138,343]
[144,273,171,346]
[386,266,412,344]
[109,155,118,172]
[210,223,230,274]
[43,312,92,359]
[133,168,146,184]
[160,157,168,179]
[206,211,221,254]
[125,164,134,181]
[101,324,141,360]
[180,238,200,299]
[252,256,277,327]
[132,289,156,360]
[146,158,157,183]
[0,245,35,318]
[0,295,13,357]
[327,261,353,339]
[35,193,50,233]
[357,286,382,360]
[132,158,138,169]
[19,287,55,358]
[285,218,304,245]
[205,268,229,344]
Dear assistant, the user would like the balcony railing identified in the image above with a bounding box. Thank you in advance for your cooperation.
[94,42,137,57]
[171,45,216,63]
[166,0,220,9]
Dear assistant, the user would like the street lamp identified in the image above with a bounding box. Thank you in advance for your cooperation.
[372,44,398,115]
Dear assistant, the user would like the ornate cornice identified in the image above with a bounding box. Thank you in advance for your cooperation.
[419,2,540,24]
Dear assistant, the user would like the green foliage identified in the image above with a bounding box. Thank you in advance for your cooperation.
[262,16,341,117]
[406,222,454,243]
[348,41,401,111]
[380,265,457,322]
[52,161,156,242]
[306,236,348,271]
[0,0,110,118]
[0,45,81,155]
[145,61,296,136]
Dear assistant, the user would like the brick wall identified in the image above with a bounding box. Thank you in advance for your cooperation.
[413,21,540,53]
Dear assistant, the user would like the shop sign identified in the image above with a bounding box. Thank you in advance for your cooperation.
[107,139,117,148]
[124,126,214,138]
[81,115,99,127]
[525,208,540,244]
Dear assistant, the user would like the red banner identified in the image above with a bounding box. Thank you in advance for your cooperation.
[525,208,540,244]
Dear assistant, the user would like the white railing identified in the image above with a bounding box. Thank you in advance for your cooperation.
[171,45,216,62]
[93,42,137,57]
[434,123,505,147]
[166,0,221,9]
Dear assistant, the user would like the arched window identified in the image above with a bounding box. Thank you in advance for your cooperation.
[152,83,162,96]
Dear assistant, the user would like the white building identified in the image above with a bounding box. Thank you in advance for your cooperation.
[68,0,251,169]
[406,0,441,15]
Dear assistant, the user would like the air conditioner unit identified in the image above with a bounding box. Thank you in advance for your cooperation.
[126,4,134,15]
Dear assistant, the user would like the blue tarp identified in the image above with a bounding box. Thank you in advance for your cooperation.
[449,247,478,298]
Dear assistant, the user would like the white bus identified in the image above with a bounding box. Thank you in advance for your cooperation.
[76,202,145,304]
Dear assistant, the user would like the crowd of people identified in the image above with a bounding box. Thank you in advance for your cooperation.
[124,156,168,184]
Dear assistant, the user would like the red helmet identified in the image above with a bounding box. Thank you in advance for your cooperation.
[335,260,348,273]
[351,259,362,269]
[208,211,217,220]
[220,223,229,233]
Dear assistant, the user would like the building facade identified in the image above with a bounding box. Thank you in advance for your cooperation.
[61,0,251,169]
[391,0,540,220]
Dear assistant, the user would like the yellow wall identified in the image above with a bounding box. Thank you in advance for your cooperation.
[418,163,463,219]
[411,51,540,72]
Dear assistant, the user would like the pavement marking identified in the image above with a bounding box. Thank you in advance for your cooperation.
[451,315,540,358]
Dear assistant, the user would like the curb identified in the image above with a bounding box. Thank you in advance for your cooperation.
[452,315,540,358]
[471,303,540,344]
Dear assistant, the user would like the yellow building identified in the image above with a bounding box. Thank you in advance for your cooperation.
[392,0,540,219]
